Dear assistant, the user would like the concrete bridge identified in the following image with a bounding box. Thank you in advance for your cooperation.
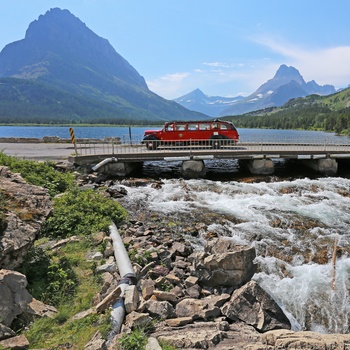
[67,138,350,178]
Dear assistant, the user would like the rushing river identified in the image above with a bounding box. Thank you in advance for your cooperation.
[2,126,350,333]
[117,176,350,334]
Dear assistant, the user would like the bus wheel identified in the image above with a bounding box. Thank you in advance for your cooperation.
[144,136,159,150]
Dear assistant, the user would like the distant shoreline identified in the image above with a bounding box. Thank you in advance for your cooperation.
[0,123,163,127]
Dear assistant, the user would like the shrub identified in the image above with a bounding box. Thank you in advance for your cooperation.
[19,247,77,306]
[42,187,127,238]
[118,328,148,350]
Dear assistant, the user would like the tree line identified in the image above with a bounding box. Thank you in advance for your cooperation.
[228,106,350,135]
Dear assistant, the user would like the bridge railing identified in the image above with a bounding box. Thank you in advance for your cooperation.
[74,137,350,156]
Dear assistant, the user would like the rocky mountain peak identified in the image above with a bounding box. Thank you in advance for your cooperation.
[255,65,306,96]
[25,8,87,43]
[274,64,303,80]
[0,7,147,88]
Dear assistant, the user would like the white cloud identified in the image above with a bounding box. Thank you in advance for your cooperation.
[147,72,190,99]
[203,62,245,69]
[147,62,274,99]
[255,36,350,88]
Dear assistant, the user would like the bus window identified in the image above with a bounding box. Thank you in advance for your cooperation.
[188,123,198,130]
[175,123,186,131]
[165,123,174,131]
[199,123,210,130]
[220,123,229,130]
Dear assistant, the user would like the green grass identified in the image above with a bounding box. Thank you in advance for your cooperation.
[23,240,111,349]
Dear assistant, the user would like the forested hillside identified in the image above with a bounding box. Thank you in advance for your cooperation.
[0,78,143,124]
[227,88,350,135]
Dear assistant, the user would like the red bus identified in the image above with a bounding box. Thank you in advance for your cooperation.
[143,119,239,150]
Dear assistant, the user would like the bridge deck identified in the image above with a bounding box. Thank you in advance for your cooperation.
[68,140,350,165]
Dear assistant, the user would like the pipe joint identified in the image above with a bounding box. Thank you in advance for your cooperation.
[118,273,137,286]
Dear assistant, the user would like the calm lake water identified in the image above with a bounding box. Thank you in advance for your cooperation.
[1,125,350,144]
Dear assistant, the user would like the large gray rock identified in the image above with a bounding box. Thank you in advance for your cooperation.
[193,238,256,288]
[221,280,291,332]
[262,329,350,349]
[0,166,52,269]
[0,269,57,329]
[175,294,230,321]
[143,300,176,319]
[0,334,30,349]
[151,321,263,349]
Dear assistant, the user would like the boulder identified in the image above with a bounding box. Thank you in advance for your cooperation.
[221,280,291,332]
[143,300,176,319]
[193,238,257,288]
[0,269,57,328]
[0,334,30,349]
[125,311,152,329]
[175,297,223,321]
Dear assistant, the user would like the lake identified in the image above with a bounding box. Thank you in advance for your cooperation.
[1,125,350,144]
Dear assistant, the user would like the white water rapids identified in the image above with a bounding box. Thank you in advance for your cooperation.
[117,176,350,334]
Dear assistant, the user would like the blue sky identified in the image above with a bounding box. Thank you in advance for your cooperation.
[1,1,350,99]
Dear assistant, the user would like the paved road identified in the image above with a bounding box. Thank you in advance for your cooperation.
[0,142,76,161]
[2,141,350,163]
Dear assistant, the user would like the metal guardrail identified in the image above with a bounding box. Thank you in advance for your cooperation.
[74,137,350,157]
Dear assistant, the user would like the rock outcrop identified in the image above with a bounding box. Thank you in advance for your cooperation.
[0,167,56,346]
[0,166,52,269]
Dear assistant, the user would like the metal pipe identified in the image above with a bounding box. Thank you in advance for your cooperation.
[91,157,117,171]
[109,222,135,279]
[108,222,137,338]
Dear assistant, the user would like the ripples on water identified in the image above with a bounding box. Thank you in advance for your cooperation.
[118,167,350,334]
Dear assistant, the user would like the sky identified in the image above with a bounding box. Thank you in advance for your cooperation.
[1,1,350,100]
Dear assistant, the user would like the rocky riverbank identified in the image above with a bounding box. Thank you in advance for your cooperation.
[1,165,350,349]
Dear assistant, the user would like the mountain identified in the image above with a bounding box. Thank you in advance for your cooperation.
[175,65,336,117]
[221,65,336,116]
[173,88,244,117]
[0,8,207,123]
[225,87,350,135]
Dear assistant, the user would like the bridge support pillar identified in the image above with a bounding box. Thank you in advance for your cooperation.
[243,158,274,175]
[98,161,143,177]
[181,160,206,179]
[304,158,338,176]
